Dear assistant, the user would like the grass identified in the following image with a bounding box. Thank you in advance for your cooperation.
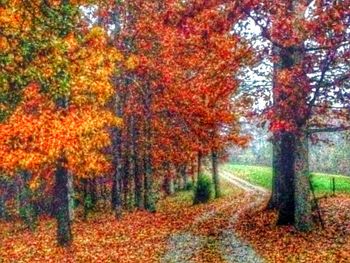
[222,164,350,195]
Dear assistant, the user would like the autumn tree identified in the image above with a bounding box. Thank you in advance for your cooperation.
[237,0,350,230]
[0,1,121,246]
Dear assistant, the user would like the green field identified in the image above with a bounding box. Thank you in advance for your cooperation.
[222,164,350,195]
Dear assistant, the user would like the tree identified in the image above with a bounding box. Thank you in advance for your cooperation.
[238,0,350,230]
[0,1,122,246]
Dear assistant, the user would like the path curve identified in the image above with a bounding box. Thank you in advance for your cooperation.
[161,167,268,263]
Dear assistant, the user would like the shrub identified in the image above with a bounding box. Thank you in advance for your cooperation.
[185,181,194,191]
[193,174,213,204]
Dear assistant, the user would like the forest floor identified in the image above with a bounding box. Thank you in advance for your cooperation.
[2,167,350,262]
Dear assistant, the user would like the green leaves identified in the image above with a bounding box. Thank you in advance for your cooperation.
[21,40,37,62]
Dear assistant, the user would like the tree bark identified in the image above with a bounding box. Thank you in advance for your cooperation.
[0,193,5,220]
[294,133,313,231]
[90,178,97,210]
[122,153,130,209]
[181,165,188,190]
[54,158,72,246]
[276,132,295,226]
[268,139,281,209]
[131,116,143,209]
[0,176,8,220]
[144,151,156,212]
[82,179,89,221]
[164,176,175,195]
[143,86,156,213]
[212,150,221,198]
[19,171,37,231]
[67,171,74,221]
[111,97,123,219]
[197,151,202,177]
[112,171,123,219]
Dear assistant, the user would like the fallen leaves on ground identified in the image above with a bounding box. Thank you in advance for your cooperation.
[0,182,243,263]
[233,195,350,263]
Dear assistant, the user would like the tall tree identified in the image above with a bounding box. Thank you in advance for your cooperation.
[0,1,122,245]
[238,0,350,230]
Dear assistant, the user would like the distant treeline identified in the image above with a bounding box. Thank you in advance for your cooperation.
[229,129,349,176]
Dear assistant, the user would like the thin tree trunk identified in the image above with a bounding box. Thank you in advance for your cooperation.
[143,86,156,213]
[112,172,123,219]
[82,179,89,221]
[134,161,143,209]
[112,125,123,219]
[0,176,8,220]
[111,109,123,219]
[163,162,175,195]
[294,133,313,231]
[67,171,74,221]
[54,158,72,246]
[90,178,98,210]
[0,194,5,219]
[197,151,202,178]
[19,171,37,231]
[132,116,143,209]
[191,161,196,184]
[181,165,188,190]
[122,152,130,209]
[212,150,221,198]
[144,152,156,212]
[268,139,281,209]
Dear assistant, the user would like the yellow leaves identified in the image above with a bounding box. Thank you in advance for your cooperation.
[0,7,13,24]
[112,50,124,63]
[0,36,10,52]
[47,0,61,7]
[0,5,25,30]
[85,26,108,48]
[0,82,122,178]
[29,176,40,190]
[125,55,139,70]
[0,5,127,179]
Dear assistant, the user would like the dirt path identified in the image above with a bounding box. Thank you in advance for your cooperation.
[219,169,267,194]
[161,167,268,263]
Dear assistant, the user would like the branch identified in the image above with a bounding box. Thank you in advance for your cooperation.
[308,51,333,108]
[308,126,350,134]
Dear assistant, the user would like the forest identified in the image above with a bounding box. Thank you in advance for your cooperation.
[0,0,349,262]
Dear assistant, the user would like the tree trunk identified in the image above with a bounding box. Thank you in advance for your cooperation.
[0,177,8,220]
[191,161,196,184]
[132,116,143,209]
[19,171,37,231]
[0,193,5,220]
[54,158,72,246]
[112,123,123,219]
[212,150,221,198]
[143,86,156,213]
[197,151,202,177]
[123,153,130,209]
[112,172,123,219]
[164,176,175,195]
[67,171,75,221]
[144,152,156,212]
[268,139,281,209]
[82,179,89,221]
[163,162,174,195]
[294,133,313,231]
[90,178,97,210]
[181,165,188,190]
[276,132,296,226]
